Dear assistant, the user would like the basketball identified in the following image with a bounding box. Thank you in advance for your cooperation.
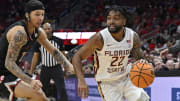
[130,62,155,88]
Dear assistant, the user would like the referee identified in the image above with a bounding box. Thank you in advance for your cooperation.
[30,22,68,101]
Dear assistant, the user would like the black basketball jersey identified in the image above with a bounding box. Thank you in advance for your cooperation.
[0,20,39,75]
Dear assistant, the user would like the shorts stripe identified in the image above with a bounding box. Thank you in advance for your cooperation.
[94,51,100,77]
[97,81,106,101]
[4,79,21,101]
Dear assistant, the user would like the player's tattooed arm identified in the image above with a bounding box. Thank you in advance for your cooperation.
[37,27,73,69]
[53,49,73,68]
[131,33,153,62]
[5,30,32,84]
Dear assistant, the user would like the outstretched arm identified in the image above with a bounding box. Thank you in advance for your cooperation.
[131,33,153,62]
[72,32,103,98]
[5,30,32,84]
[37,28,73,69]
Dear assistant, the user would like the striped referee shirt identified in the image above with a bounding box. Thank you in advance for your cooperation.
[33,36,65,67]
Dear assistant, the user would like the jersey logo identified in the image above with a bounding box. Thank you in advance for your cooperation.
[126,40,131,43]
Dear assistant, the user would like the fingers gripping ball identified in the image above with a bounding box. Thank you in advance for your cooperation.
[130,62,155,88]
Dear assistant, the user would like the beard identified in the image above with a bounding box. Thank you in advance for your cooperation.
[107,25,123,34]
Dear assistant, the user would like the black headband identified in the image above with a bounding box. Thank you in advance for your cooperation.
[25,0,45,13]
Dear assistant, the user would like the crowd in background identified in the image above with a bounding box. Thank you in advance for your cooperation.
[0,0,180,75]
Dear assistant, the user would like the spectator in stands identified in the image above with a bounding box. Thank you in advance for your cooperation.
[166,60,175,70]
[160,40,180,59]
[148,39,156,51]
[177,52,180,62]
[174,62,180,70]
[83,66,93,74]
[165,53,174,60]
[22,61,31,73]
[160,29,170,41]
[154,60,169,71]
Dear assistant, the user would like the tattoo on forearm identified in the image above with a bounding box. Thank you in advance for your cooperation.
[132,48,144,60]
[6,62,32,84]
[132,32,153,62]
[132,48,153,62]
[132,33,144,60]
[5,30,32,84]
[53,49,71,68]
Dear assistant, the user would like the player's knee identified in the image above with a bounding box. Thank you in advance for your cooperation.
[33,91,48,101]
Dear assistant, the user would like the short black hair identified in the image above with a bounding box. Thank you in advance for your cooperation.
[106,5,133,28]
[106,5,127,19]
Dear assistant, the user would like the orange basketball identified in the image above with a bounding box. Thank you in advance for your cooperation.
[130,62,155,88]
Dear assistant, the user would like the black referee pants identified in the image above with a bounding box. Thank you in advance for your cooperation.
[40,65,68,101]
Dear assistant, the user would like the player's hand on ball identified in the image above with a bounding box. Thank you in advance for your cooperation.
[78,79,89,99]
[30,80,42,91]
[130,62,155,88]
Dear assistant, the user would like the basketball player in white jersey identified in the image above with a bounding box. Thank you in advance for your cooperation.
[72,6,150,101]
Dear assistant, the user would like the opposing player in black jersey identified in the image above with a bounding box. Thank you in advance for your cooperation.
[0,0,72,101]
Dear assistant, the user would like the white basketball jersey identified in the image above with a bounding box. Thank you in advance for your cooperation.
[94,27,134,81]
